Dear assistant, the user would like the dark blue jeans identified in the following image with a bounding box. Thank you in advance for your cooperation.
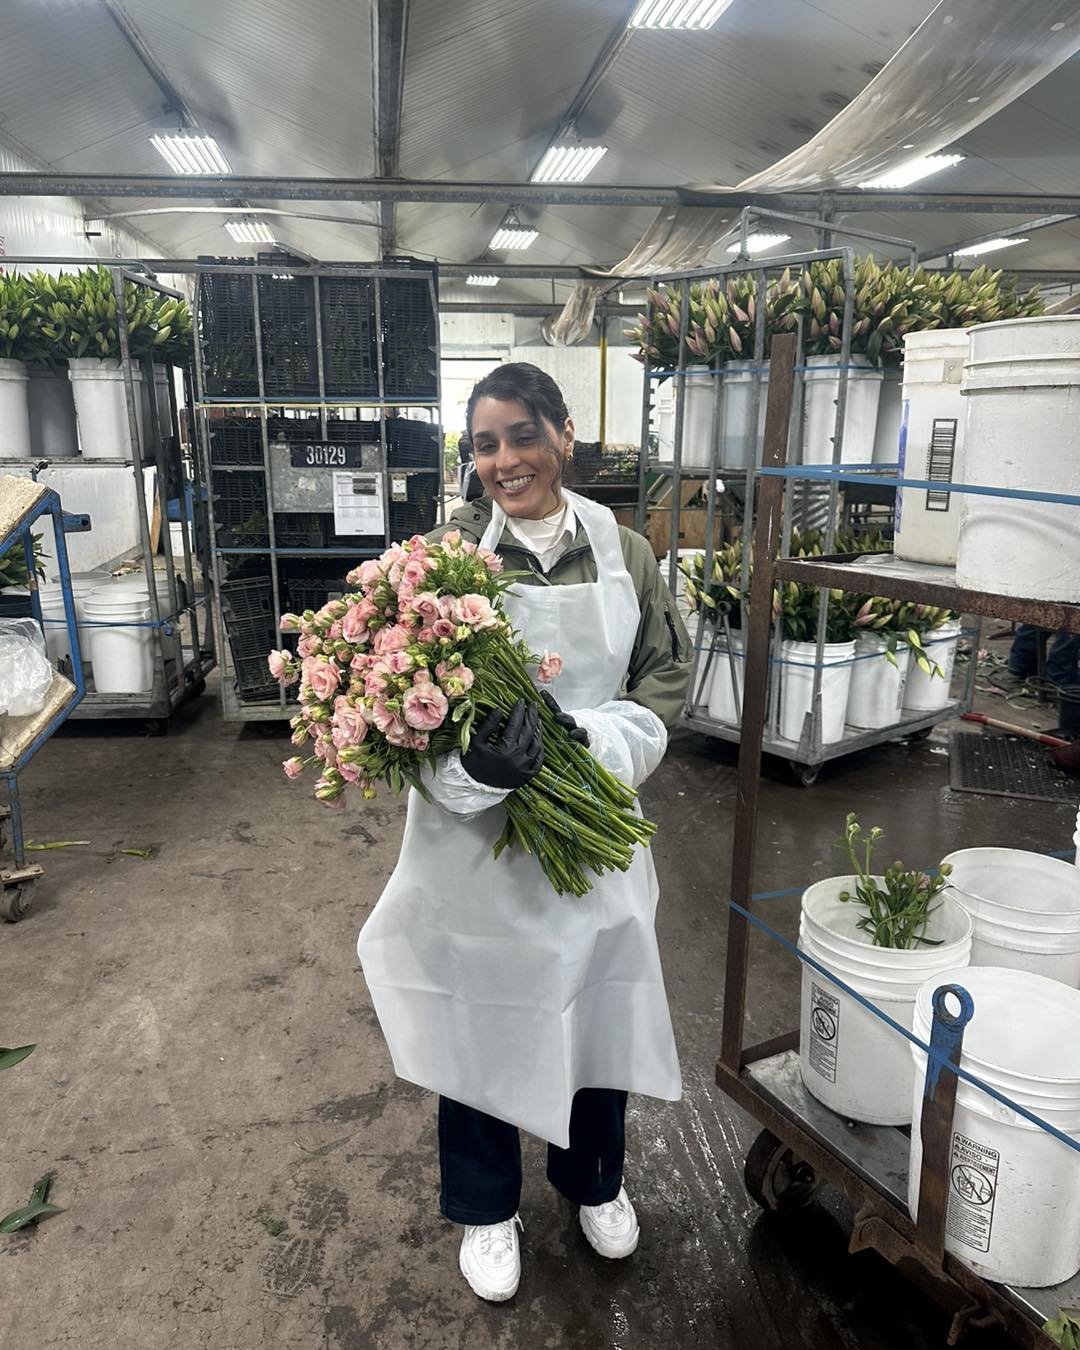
[438,1089,628,1225]
[1010,626,1080,687]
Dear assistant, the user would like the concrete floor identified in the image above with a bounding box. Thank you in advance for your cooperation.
[0,682,1073,1349]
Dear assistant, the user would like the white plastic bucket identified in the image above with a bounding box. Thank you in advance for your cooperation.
[956,316,1080,602]
[720,361,768,470]
[27,365,78,458]
[802,355,883,466]
[894,330,970,565]
[706,631,744,724]
[780,639,855,745]
[81,590,154,693]
[798,877,973,1124]
[941,847,1080,988]
[68,357,145,461]
[0,357,32,459]
[902,622,960,713]
[846,633,911,730]
[908,967,1080,1287]
[679,374,718,466]
[38,575,104,668]
[872,368,903,465]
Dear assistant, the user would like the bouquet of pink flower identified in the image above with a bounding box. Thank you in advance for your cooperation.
[268,529,655,896]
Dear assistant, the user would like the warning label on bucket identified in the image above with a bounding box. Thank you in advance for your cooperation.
[946,1132,999,1253]
[808,982,839,1083]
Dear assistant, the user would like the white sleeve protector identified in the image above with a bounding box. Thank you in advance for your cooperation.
[419,751,511,820]
[564,699,669,789]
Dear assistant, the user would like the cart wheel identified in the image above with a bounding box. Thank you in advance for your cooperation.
[0,883,34,923]
[142,718,169,737]
[789,762,820,788]
[905,727,933,743]
[743,1128,822,1214]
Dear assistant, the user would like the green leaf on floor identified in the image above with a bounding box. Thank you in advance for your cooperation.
[0,1172,63,1234]
[0,1044,36,1071]
[1044,1310,1080,1349]
[24,840,90,851]
[120,847,156,860]
[256,1207,287,1238]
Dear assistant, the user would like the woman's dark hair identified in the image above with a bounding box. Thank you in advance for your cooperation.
[465,362,571,441]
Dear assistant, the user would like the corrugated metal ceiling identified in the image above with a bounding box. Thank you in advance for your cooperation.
[0,0,1077,282]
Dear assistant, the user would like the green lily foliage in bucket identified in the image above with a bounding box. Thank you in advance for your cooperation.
[835,814,952,950]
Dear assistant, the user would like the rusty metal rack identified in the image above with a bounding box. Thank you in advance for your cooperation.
[720,331,1080,1349]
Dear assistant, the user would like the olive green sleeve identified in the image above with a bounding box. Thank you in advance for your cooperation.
[619,529,693,732]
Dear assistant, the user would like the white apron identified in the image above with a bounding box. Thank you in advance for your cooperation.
[356,490,681,1147]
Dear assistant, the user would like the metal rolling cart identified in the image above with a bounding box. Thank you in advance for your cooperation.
[0,259,214,733]
[191,256,443,723]
[636,241,974,784]
[0,478,85,921]
[719,333,1080,1348]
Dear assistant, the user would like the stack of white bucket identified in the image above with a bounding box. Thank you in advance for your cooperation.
[909,968,1080,1287]
[78,575,171,694]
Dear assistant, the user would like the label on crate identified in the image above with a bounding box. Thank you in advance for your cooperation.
[946,1132,999,1253]
[808,982,839,1083]
[333,471,384,535]
[289,441,375,470]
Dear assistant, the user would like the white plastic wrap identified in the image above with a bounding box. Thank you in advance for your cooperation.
[0,618,55,717]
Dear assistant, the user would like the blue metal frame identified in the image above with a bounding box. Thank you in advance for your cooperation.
[0,488,86,873]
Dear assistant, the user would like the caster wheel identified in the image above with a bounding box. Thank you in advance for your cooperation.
[905,727,933,743]
[186,677,207,700]
[744,1128,822,1214]
[143,718,169,737]
[790,762,820,788]
[0,883,34,923]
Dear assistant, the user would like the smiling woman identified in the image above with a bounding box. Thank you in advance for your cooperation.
[466,363,574,520]
[355,360,693,1305]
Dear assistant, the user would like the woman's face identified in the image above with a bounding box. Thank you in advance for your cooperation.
[469,396,573,519]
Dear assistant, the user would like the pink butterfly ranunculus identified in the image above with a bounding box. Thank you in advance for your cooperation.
[537,650,563,684]
[454,594,497,630]
[307,659,342,703]
[402,680,449,732]
[478,547,503,575]
[372,701,406,741]
[374,623,411,655]
[413,592,441,625]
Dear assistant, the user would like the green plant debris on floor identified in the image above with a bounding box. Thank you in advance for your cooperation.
[0,1044,35,1071]
[120,847,156,859]
[256,1207,287,1238]
[25,840,90,851]
[1045,1310,1080,1349]
[0,1172,62,1235]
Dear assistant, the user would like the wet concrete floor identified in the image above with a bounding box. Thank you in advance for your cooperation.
[0,683,1071,1348]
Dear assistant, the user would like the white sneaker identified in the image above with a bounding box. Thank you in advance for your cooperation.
[458,1214,523,1302]
[579,1186,640,1258]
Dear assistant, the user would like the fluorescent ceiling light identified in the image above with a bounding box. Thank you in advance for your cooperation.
[859,153,965,190]
[490,225,538,250]
[630,0,735,29]
[150,133,230,175]
[726,232,791,256]
[532,145,608,183]
[224,217,276,244]
[466,274,500,287]
[954,236,1029,258]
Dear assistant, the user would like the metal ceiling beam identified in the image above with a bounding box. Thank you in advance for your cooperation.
[7,174,1080,216]
[372,0,409,257]
[99,0,195,126]
[916,213,1080,262]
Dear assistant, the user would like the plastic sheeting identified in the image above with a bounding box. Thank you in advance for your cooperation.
[545,0,1080,345]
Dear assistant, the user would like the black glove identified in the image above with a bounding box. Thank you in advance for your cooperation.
[462,699,543,789]
[540,690,590,747]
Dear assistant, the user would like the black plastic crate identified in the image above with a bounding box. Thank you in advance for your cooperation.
[283,565,348,617]
[381,278,438,400]
[209,416,263,466]
[319,276,378,398]
[220,575,279,702]
[198,264,259,398]
[258,275,319,398]
[212,470,268,546]
[272,513,326,548]
[387,417,439,469]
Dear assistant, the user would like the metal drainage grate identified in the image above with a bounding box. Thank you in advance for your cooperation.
[948,730,1079,804]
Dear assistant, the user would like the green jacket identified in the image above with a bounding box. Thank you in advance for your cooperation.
[430,498,692,731]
